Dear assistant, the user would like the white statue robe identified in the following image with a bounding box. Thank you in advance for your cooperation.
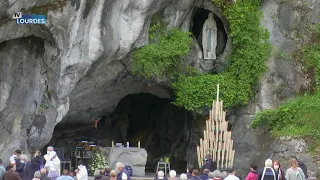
[202,16,217,60]
[44,151,61,175]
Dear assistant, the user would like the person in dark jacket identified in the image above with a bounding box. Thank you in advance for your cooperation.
[190,169,201,180]
[186,168,193,179]
[291,156,308,178]
[201,154,217,173]
[258,159,278,180]
[94,170,108,180]
[200,169,210,180]
[3,163,21,180]
[8,150,24,177]
[116,162,130,180]
[23,151,43,180]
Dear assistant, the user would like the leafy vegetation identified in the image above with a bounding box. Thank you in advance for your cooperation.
[132,16,192,80]
[173,0,271,111]
[251,23,320,149]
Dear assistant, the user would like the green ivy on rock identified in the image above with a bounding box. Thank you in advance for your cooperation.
[132,16,192,80]
[173,0,271,112]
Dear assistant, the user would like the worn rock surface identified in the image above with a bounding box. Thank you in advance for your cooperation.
[0,0,319,177]
[101,147,147,176]
[230,0,320,177]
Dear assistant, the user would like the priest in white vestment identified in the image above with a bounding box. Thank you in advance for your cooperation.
[44,146,61,177]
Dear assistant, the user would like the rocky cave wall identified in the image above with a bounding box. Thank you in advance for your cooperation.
[0,0,320,177]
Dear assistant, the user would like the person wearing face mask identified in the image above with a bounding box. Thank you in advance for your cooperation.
[23,151,44,180]
[75,160,88,180]
[18,155,29,178]
[8,150,24,175]
[273,160,285,180]
[44,146,60,180]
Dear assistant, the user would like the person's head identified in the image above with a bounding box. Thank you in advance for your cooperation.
[203,169,210,175]
[212,170,221,178]
[289,158,299,169]
[205,154,212,160]
[78,160,84,167]
[250,164,258,171]
[9,163,16,171]
[34,150,41,157]
[20,154,28,163]
[34,171,41,178]
[47,146,54,153]
[273,160,281,170]
[63,169,69,175]
[105,167,110,173]
[13,149,22,157]
[221,171,228,178]
[100,169,106,175]
[180,174,188,180]
[94,170,101,176]
[208,172,215,179]
[187,167,193,173]
[228,168,236,175]
[110,170,117,179]
[265,159,273,168]
[169,170,176,178]
[116,162,125,172]
[157,171,165,179]
[192,169,200,176]
[40,168,47,174]
[69,172,74,177]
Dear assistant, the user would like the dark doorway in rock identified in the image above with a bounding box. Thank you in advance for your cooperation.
[49,93,194,173]
[192,8,228,57]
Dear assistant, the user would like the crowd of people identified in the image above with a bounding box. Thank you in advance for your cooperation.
[0,148,311,180]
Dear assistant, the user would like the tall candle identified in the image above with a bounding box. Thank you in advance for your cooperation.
[112,140,114,147]
[138,141,141,148]
[127,142,129,148]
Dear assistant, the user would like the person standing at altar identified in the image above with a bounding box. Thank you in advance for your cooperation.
[75,160,88,180]
[44,146,60,180]
[115,163,130,180]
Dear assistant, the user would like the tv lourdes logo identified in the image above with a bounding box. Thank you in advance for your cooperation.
[13,12,46,24]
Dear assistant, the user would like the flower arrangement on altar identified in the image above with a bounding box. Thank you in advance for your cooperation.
[88,150,108,176]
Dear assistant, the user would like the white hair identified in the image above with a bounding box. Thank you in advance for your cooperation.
[169,170,176,178]
[265,159,273,167]
[212,170,221,178]
[47,146,54,151]
[221,171,228,178]
[116,162,125,169]
[158,171,164,177]
[180,174,187,180]
[34,171,41,178]
[20,154,29,161]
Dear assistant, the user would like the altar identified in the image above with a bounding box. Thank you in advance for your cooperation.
[100,147,148,176]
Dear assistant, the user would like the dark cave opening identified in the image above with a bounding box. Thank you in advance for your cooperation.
[49,93,193,172]
[192,8,228,57]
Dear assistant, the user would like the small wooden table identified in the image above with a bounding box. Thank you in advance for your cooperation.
[156,162,170,175]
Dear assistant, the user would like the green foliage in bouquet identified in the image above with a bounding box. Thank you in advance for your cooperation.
[88,151,108,176]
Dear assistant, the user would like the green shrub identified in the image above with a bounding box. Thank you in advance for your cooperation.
[251,23,320,149]
[132,16,192,80]
[173,0,271,112]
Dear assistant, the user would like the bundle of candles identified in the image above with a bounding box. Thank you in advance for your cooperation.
[196,84,235,169]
